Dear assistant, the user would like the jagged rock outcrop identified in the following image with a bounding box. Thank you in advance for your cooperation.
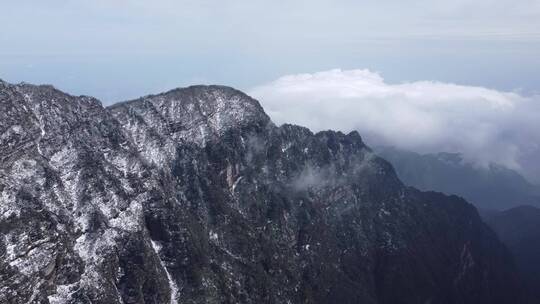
[0,80,524,303]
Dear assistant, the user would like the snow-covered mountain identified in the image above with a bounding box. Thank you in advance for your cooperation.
[0,80,525,303]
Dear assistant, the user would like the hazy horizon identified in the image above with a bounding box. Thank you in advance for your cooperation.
[2,1,540,102]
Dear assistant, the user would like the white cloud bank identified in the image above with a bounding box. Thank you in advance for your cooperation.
[250,69,540,183]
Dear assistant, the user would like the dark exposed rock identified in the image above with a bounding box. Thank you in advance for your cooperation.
[0,81,525,303]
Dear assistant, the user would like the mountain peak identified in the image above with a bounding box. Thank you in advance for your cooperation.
[111,85,267,116]
[109,85,271,148]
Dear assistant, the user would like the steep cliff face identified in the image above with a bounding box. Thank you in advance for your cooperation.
[0,80,523,303]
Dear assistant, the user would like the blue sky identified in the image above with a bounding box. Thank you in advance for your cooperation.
[1,0,539,102]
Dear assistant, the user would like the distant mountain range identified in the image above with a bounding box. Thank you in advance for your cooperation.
[375,146,540,210]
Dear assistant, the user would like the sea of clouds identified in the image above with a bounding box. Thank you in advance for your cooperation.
[250,69,540,183]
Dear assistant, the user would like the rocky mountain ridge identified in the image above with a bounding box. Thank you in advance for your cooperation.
[0,80,525,303]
